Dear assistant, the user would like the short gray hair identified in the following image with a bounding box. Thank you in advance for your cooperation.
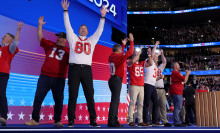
[112,44,121,52]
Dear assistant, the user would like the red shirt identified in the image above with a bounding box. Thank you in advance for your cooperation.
[128,61,145,86]
[196,89,209,93]
[109,41,134,79]
[169,70,185,95]
[40,38,69,78]
[0,44,19,74]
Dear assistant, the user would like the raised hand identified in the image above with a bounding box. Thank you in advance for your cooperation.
[127,33,134,41]
[155,41,160,46]
[17,21,23,31]
[100,5,108,17]
[121,38,128,45]
[61,0,69,10]
[38,16,46,26]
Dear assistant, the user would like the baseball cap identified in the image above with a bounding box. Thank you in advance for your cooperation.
[55,32,66,38]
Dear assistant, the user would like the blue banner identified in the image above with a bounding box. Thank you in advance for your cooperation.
[77,0,121,26]
[163,69,220,75]
[127,5,220,15]
[129,42,220,48]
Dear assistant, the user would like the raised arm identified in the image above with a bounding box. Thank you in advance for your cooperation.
[151,41,160,57]
[38,16,46,42]
[145,48,153,67]
[62,0,78,43]
[125,33,134,57]
[184,70,191,83]
[90,5,107,45]
[9,22,23,54]
[160,49,167,69]
[127,48,142,67]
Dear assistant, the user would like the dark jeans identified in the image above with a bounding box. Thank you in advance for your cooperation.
[171,95,183,125]
[68,64,96,123]
[143,83,158,123]
[0,73,9,119]
[185,104,196,124]
[108,75,122,125]
[32,74,65,123]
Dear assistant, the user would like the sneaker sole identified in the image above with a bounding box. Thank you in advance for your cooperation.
[89,125,101,127]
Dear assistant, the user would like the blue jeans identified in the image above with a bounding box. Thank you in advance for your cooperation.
[171,95,183,125]
[32,74,65,123]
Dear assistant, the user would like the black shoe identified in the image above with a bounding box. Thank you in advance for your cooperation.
[90,121,100,127]
[174,123,186,127]
[68,121,74,127]
[164,123,172,127]
[115,123,124,127]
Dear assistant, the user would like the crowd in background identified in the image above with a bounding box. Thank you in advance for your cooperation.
[154,22,220,45]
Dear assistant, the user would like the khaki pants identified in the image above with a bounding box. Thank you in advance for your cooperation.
[156,89,169,124]
[128,85,144,123]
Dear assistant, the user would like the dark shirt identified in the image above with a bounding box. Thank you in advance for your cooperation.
[183,86,195,105]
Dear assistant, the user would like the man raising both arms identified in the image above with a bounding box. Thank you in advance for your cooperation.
[61,0,107,127]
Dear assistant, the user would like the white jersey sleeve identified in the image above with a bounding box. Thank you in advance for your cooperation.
[63,12,78,46]
[88,19,105,46]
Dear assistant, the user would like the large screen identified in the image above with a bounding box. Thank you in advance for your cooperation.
[0,0,127,124]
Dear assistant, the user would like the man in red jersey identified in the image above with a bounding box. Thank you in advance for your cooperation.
[169,62,191,127]
[0,22,23,126]
[24,16,69,127]
[127,47,148,127]
[108,33,134,127]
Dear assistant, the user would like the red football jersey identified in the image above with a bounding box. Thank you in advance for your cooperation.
[0,44,19,74]
[169,70,185,95]
[109,41,134,79]
[128,60,145,86]
[40,38,69,78]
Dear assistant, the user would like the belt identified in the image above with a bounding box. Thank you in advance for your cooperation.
[156,87,164,89]
[69,63,90,67]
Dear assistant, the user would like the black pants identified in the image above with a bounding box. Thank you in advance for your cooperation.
[143,83,159,123]
[68,64,96,123]
[0,73,9,119]
[185,104,196,124]
[108,75,122,125]
[32,74,65,123]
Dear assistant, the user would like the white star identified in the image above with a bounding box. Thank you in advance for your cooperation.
[49,102,54,108]
[18,112,25,120]
[103,107,106,112]
[120,117,123,121]
[121,109,123,113]
[102,116,105,121]
[79,114,83,121]
[79,105,83,110]
[124,117,127,121]
[85,106,88,110]
[108,108,109,111]
[97,106,100,111]
[48,114,53,120]
[64,114,68,121]
[125,109,127,113]
[8,98,15,105]
[85,115,89,121]
[41,102,45,107]
[97,115,100,121]
[20,99,26,106]
[40,113,45,120]
[29,114,32,120]
[7,111,14,120]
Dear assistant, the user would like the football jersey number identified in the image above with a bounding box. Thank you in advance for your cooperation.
[153,68,157,78]
[75,41,91,55]
[157,69,162,77]
[109,63,115,75]
[135,67,144,77]
[49,47,65,61]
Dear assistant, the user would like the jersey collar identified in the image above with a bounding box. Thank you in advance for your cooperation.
[79,36,87,41]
